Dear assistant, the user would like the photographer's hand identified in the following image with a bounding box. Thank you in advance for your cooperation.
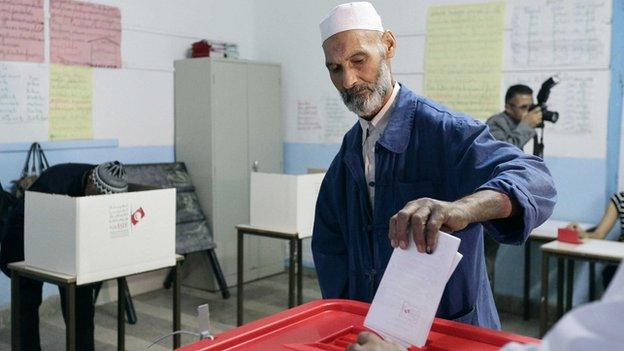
[522,107,542,128]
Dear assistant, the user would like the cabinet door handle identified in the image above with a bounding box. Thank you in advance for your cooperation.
[252,161,259,172]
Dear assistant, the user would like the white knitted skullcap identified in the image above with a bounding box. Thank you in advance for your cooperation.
[320,2,384,43]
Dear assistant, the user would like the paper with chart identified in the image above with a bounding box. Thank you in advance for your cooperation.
[364,232,462,348]
[509,0,611,69]
[504,70,609,159]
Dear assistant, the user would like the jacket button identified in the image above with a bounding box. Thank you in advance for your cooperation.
[368,181,375,187]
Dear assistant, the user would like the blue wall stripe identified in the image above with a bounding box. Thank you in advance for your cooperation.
[607,0,624,198]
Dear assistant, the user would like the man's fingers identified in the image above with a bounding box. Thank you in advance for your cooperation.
[389,215,398,248]
[347,343,363,351]
[425,207,445,253]
[395,206,414,249]
[410,206,430,253]
[357,331,374,344]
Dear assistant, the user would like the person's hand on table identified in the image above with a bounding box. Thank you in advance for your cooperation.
[347,332,405,351]
[566,222,580,231]
[566,222,591,239]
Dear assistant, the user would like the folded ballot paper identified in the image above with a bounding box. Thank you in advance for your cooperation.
[364,231,462,348]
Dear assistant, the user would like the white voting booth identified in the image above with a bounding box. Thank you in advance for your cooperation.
[24,185,176,285]
[250,173,324,238]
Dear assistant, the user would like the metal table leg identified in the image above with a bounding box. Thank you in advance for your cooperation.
[539,252,550,337]
[523,241,531,320]
[566,260,574,312]
[66,283,76,351]
[589,262,596,301]
[556,258,564,320]
[117,278,125,351]
[173,259,181,349]
[297,238,303,306]
[237,229,244,326]
[11,271,21,351]
[288,238,296,308]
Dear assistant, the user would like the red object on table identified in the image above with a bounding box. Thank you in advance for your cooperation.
[557,228,583,244]
[176,300,539,351]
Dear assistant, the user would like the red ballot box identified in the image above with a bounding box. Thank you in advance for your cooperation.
[176,300,539,351]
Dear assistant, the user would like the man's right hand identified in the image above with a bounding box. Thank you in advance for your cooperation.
[522,106,542,128]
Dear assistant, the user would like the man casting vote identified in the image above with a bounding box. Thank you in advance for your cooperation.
[0,161,128,351]
[311,2,557,329]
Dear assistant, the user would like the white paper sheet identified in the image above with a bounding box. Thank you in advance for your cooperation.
[364,232,462,348]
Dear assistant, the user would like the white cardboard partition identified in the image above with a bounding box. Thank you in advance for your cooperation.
[250,172,325,239]
[24,186,176,285]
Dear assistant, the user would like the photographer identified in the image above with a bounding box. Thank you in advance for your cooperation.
[486,85,543,151]
[483,85,543,286]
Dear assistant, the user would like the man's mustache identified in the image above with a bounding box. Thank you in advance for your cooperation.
[341,84,375,102]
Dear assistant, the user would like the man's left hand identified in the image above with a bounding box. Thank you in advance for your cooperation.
[347,332,405,351]
[388,197,472,253]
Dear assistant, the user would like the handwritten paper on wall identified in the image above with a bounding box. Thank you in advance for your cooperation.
[510,0,611,69]
[0,62,48,142]
[50,0,121,68]
[504,71,609,159]
[49,64,92,140]
[0,0,44,62]
[424,2,505,120]
[323,95,354,144]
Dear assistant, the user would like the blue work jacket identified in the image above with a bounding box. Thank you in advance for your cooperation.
[311,85,556,329]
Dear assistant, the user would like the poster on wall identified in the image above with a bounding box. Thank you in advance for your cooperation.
[0,62,48,142]
[290,94,357,144]
[503,70,609,159]
[50,0,122,68]
[509,0,611,70]
[0,0,45,63]
[49,64,93,140]
[424,2,505,120]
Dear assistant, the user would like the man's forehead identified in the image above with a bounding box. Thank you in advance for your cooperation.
[323,30,379,60]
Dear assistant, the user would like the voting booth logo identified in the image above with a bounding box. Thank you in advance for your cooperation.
[131,207,146,226]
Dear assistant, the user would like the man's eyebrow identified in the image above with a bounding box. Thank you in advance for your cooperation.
[325,50,369,68]
[349,51,368,58]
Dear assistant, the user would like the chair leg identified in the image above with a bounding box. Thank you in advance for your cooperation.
[93,282,104,306]
[207,248,231,299]
[163,267,176,289]
[120,278,137,325]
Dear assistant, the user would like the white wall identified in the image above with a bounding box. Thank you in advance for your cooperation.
[0,0,258,310]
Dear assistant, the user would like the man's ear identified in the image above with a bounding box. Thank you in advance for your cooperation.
[381,31,396,59]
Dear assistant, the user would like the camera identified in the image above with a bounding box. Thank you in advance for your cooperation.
[530,76,559,127]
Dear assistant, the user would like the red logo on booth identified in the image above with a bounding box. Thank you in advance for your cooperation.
[131,207,145,226]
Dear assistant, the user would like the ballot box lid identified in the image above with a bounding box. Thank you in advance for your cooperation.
[176,300,539,351]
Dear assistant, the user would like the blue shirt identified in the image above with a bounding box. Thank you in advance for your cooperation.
[311,85,557,329]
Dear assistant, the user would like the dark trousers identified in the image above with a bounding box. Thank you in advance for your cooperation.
[18,277,95,351]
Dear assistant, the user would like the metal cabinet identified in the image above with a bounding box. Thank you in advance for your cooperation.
[174,58,283,289]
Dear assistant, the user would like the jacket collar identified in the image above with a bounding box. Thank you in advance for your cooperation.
[345,83,418,156]
[376,83,417,154]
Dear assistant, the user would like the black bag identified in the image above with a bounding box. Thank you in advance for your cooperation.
[12,142,50,198]
[0,181,16,242]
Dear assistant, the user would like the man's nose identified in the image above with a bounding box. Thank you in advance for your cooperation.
[342,68,358,90]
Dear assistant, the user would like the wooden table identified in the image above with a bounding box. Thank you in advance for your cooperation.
[9,255,183,351]
[539,239,624,336]
[236,224,303,326]
[523,220,590,320]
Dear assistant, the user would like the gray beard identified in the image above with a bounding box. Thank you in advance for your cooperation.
[340,61,392,118]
